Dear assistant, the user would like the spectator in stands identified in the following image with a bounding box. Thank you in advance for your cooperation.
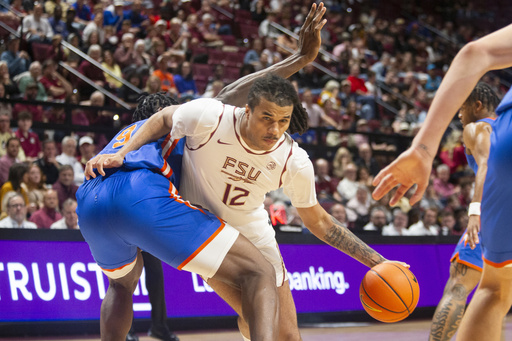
[15,80,43,118]
[198,13,223,44]
[124,0,149,32]
[167,17,189,54]
[14,111,41,161]
[346,184,372,230]
[78,135,95,170]
[29,189,62,229]
[0,194,37,229]
[370,52,391,82]
[152,54,178,96]
[118,71,142,108]
[103,0,125,31]
[362,206,388,234]
[34,140,60,185]
[17,61,47,101]
[56,136,84,185]
[65,91,90,127]
[382,208,409,236]
[83,11,105,46]
[174,61,198,99]
[302,88,337,128]
[52,164,78,210]
[336,162,359,202]
[258,11,280,38]
[295,63,324,90]
[439,210,456,236]
[261,36,282,66]
[63,33,82,69]
[354,142,380,176]
[332,146,353,179]
[40,60,73,101]
[424,63,442,93]
[51,198,78,229]
[25,163,45,214]
[438,129,466,175]
[101,49,123,90]
[81,90,113,126]
[407,207,440,236]
[318,80,340,109]
[202,80,223,98]
[244,38,264,68]
[22,2,54,43]
[1,36,30,79]
[433,163,457,202]
[64,7,81,42]
[114,32,136,71]
[357,165,374,190]
[0,137,22,186]
[330,203,347,225]
[0,114,20,158]
[0,163,29,213]
[72,0,92,26]
[314,158,341,203]
[420,180,443,211]
[48,5,68,40]
[131,39,151,76]
[144,75,162,95]
[0,85,11,122]
[77,45,106,99]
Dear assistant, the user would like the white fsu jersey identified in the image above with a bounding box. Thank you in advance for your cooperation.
[171,98,318,245]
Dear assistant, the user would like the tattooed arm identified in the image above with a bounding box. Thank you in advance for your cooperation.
[297,203,387,268]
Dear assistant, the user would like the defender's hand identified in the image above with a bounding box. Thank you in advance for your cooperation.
[297,2,327,63]
[84,153,124,180]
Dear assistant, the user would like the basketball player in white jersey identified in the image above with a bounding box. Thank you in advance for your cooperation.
[86,10,408,341]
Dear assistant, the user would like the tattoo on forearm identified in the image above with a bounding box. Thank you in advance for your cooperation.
[418,143,433,158]
[323,216,386,267]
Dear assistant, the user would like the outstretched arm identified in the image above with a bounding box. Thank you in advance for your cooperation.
[297,203,388,268]
[84,105,179,178]
[463,122,492,248]
[216,2,326,107]
[373,23,512,205]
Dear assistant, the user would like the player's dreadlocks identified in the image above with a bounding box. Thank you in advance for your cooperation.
[132,92,180,123]
[465,82,501,113]
[247,74,309,135]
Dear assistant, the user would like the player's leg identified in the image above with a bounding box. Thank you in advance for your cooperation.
[456,263,512,341]
[141,252,179,341]
[211,233,279,341]
[100,251,144,341]
[429,261,481,341]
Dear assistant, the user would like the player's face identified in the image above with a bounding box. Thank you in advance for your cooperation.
[458,102,477,128]
[243,98,292,150]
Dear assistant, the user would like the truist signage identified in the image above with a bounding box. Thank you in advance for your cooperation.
[0,240,455,321]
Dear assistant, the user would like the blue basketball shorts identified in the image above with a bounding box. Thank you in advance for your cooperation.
[76,168,239,279]
[450,231,483,271]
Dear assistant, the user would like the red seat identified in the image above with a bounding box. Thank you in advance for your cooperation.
[192,64,212,81]
[237,23,260,40]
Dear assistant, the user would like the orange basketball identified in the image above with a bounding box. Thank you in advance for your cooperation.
[359,262,420,323]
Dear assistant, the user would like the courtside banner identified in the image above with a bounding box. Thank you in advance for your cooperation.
[0,239,455,321]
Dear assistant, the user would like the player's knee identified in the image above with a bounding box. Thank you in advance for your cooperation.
[238,258,276,288]
[278,329,301,341]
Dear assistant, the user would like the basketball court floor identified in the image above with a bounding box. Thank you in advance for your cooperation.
[5,316,512,341]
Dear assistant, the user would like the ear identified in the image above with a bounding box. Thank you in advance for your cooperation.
[474,100,484,112]
[245,104,250,117]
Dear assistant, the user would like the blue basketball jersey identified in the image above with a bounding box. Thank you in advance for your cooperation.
[96,119,185,188]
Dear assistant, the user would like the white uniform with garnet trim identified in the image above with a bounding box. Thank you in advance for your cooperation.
[171,98,318,285]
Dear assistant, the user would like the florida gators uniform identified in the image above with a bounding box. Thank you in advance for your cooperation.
[450,117,495,271]
[171,98,318,286]
[480,92,512,267]
[76,119,239,279]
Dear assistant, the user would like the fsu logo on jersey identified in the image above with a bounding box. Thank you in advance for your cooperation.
[221,156,261,184]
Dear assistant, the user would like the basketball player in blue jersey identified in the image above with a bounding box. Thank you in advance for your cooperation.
[372,24,512,341]
[78,4,328,341]
[429,83,500,341]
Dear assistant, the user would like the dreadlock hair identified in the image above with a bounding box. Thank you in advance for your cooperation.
[464,82,501,113]
[132,92,180,123]
[247,74,309,135]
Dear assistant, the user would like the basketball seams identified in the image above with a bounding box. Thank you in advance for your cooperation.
[359,263,420,323]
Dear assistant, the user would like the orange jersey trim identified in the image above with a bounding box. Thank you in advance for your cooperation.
[483,257,512,268]
[451,253,483,272]
[177,221,226,271]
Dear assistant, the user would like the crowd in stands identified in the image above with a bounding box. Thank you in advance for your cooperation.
[0,0,508,233]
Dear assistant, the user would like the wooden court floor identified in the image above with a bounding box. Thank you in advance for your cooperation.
[3,317,512,341]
